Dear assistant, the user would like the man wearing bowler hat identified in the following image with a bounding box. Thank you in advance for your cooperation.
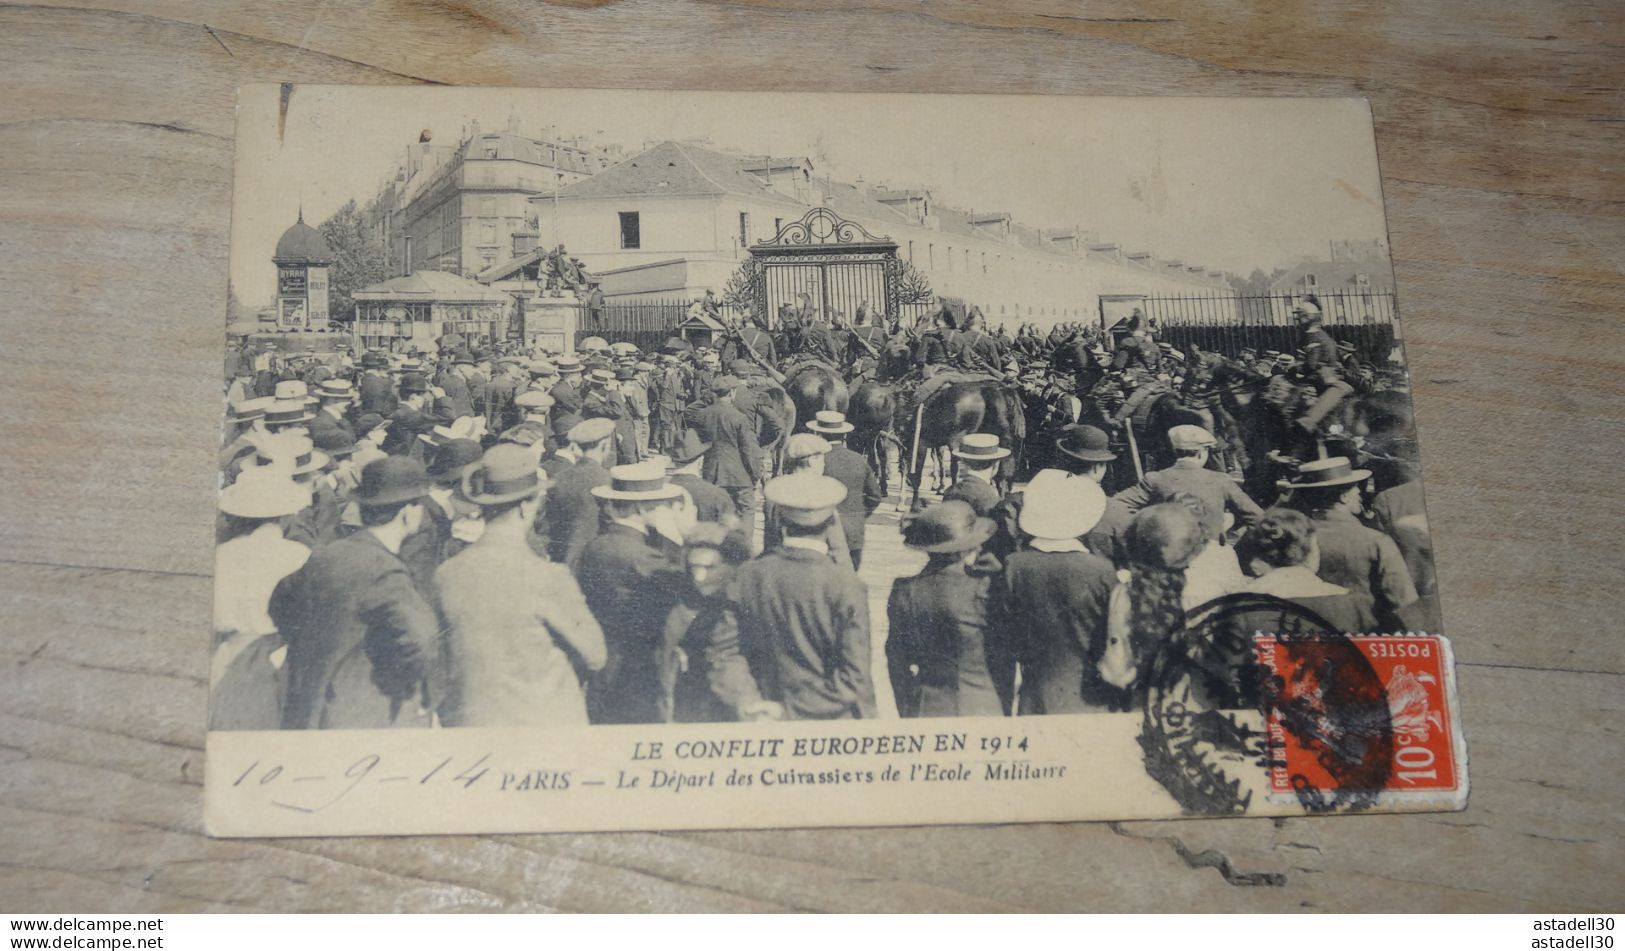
[1115,424,1262,541]
[886,500,1007,718]
[735,473,875,720]
[308,379,357,445]
[435,445,606,727]
[667,428,736,529]
[808,411,882,568]
[271,456,441,730]
[576,461,687,724]
[357,350,398,417]
[1056,424,1135,566]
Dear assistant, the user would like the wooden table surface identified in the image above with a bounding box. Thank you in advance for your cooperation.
[1,0,1621,913]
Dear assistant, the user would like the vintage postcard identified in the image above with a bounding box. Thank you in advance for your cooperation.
[207,86,1464,836]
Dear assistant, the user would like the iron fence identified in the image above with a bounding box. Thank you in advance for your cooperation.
[1130,291,1398,364]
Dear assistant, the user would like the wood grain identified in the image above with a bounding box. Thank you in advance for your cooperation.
[1,0,1621,912]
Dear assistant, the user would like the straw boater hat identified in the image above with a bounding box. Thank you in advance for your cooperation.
[1276,456,1371,492]
[461,444,543,506]
[1018,469,1107,540]
[591,461,684,502]
[554,355,583,375]
[219,467,311,519]
[228,396,275,426]
[762,473,847,527]
[785,433,833,463]
[274,380,319,407]
[902,500,996,554]
[1167,424,1217,451]
[528,359,558,379]
[315,379,354,401]
[951,432,1010,463]
[588,367,616,384]
[351,456,430,506]
[244,432,329,477]
[806,410,855,436]
[1055,424,1116,463]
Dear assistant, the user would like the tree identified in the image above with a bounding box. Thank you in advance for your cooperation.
[319,199,391,321]
[889,257,934,306]
[720,256,765,318]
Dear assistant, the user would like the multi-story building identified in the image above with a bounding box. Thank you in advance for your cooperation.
[382,118,622,279]
[521,141,1229,332]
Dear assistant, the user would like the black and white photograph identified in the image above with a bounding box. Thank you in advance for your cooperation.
[205,86,1462,836]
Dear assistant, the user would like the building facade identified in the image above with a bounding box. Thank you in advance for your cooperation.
[378,119,622,280]
[527,141,1230,332]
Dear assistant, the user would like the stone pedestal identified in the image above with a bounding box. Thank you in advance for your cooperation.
[521,293,579,354]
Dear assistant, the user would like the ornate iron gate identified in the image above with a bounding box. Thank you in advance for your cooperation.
[748,207,900,327]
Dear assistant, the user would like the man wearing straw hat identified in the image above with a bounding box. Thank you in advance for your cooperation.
[999,469,1118,714]
[1277,456,1417,625]
[435,445,606,727]
[736,472,875,720]
[577,461,687,724]
[886,500,1006,719]
[211,466,313,731]
[308,379,356,445]
[808,411,882,568]
[271,456,441,730]
[942,433,1009,518]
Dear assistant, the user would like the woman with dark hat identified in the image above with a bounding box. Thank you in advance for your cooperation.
[886,501,1007,718]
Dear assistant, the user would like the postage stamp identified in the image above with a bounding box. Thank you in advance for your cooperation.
[1258,633,1462,806]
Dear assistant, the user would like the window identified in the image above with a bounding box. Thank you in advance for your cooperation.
[774,217,783,235]
[928,244,935,269]
[1305,273,1318,287]
[479,223,496,245]
[946,246,953,272]
[908,240,915,263]
[481,251,496,270]
[739,211,750,248]
[479,198,495,216]
[619,211,641,249]
[981,252,987,274]
[1355,273,1370,286]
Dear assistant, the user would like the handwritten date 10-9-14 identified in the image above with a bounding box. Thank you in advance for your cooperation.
[231,753,494,813]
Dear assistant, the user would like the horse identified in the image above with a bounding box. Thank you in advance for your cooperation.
[782,361,849,432]
[848,380,899,496]
[904,380,1026,509]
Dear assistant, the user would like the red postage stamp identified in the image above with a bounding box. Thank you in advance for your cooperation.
[1256,634,1462,800]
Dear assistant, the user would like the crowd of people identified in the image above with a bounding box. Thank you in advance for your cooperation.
[211,290,1436,730]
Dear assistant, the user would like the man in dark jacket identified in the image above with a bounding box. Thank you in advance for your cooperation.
[271,457,440,729]
[667,428,737,530]
[735,473,875,720]
[534,418,615,569]
[807,411,882,567]
[685,375,761,539]
[356,352,398,417]
[576,462,685,724]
